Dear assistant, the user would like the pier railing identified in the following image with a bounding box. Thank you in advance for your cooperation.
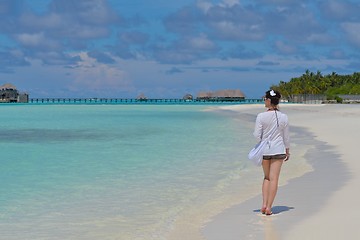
[28,98,263,104]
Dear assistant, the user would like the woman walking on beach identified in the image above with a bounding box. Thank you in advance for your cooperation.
[253,90,290,215]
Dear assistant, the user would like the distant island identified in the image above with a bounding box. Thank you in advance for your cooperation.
[271,70,360,102]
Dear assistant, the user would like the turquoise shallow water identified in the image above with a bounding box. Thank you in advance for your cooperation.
[0,104,255,239]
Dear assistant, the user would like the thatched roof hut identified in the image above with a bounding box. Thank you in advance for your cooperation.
[0,83,29,103]
[0,83,17,90]
[136,93,147,100]
[183,93,193,100]
[197,89,245,99]
[0,83,19,103]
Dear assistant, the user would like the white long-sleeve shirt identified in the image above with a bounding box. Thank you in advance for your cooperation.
[253,110,290,156]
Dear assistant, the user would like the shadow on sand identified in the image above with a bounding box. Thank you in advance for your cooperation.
[253,206,295,215]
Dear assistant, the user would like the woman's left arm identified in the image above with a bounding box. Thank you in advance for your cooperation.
[283,114,290,160]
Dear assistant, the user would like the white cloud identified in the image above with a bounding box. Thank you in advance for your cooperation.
[211,21,264,41]
[274,41,297,54]
[341,22,360,47]
[19,13,63,30]
[67,25,110,39]
[15,32,46,47]
[152,35,218,64]
[69,52,133,93]
[76,0,118,25]
[321,0,360,21]
[35,51,80,65]
[197,0,213,13]
[189,34,216,50]
[219,0,240,7]
[306,33,333,45]
[15,32,61,50]
[49,0,119,25]
[327,1,349,18]
[329,49,347,59]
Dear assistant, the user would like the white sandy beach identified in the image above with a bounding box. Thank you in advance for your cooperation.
[202,104,360,240]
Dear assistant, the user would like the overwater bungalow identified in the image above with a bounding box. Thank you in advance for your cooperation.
[136,93,147,101]
[183,93,193,101]
[196,89,245,101]
[0,83,29,103]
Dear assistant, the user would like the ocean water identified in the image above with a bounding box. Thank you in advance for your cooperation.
[0,104,258,240]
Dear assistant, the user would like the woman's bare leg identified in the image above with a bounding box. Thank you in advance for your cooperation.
[262,159,283,214]
[262,159,271,213]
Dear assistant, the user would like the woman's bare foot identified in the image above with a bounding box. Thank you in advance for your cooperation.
[265,208,273,215]
[261,206,266,214]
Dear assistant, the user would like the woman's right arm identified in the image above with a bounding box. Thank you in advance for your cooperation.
[253,114,263,141]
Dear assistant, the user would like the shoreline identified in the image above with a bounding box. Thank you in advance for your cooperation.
[167,104,318,240]
[202,104,359,239]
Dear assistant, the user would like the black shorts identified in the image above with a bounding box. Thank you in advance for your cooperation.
[263,154,287,160]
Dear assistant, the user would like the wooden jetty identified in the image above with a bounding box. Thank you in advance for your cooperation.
[28,98,263,104]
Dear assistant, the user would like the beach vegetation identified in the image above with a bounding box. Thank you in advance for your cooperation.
[271,70,360,100]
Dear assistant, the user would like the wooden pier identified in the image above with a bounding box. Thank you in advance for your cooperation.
[28,98,263,104]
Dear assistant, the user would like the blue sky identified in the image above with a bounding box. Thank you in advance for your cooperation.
[0,0,359,98]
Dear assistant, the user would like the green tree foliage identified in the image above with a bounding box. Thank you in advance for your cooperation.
[271,70,360,99]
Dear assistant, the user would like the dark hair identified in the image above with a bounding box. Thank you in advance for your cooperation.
[265,90,281,105]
